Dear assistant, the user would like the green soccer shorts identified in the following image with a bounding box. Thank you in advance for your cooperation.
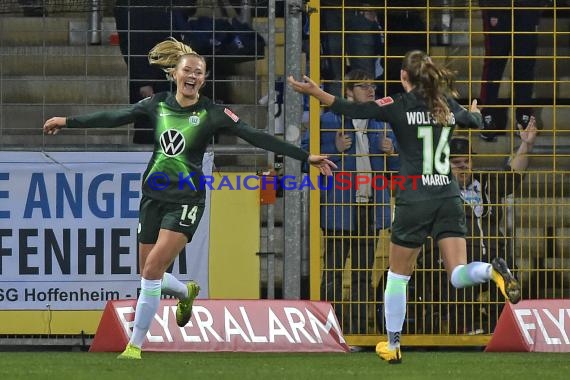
[137,195,205,244]
[390,196,467,248]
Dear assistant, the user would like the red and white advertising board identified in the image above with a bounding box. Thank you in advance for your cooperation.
[90,299,349,353]
[486,299,570,352]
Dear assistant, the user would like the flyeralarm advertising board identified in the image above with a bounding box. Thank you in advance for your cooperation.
[90,299,349,353]
[486,299,570,352]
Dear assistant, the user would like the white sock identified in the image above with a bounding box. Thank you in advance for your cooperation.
[384,270,410,349]
[450,262,492,288]
[130,278,162,348]
[161,272,188,300]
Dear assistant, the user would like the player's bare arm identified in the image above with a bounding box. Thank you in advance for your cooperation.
[287,75,336,106]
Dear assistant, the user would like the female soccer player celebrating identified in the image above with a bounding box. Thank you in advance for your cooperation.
[288,50,521,364]
[43,37,336,360]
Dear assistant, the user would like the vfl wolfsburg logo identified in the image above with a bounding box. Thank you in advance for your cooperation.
[160,129,185,157]
[189,115,200,125]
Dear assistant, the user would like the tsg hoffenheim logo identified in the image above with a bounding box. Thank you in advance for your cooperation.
[160,129,185,157]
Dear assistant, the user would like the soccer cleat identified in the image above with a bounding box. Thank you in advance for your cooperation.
[176,281,200,327]
[117,343,141,360]
[491,257,521,304]
[375,342,402,364]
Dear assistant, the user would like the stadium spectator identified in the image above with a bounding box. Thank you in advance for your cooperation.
[320,1,385,97]
[288,50,522,364]
[42,37,336,360]
[18,0,46,16]
[114,0,174,144]
[384,1,428,95]
[345,6,385,91]
[478,0,545,141]
[301,69,399,335]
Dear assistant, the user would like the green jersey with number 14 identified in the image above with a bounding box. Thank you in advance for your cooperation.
[330,91,482,204]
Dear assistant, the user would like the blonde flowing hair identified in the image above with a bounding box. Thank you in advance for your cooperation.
[148,37,205,81]
[402,50,458,125]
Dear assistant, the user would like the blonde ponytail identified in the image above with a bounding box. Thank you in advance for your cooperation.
[148,37,202,81]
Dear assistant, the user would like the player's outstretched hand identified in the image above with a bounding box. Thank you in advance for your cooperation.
[287,75,335,106]
[308,154,337,176]
[287,75,321,96]
[43,117,67,135]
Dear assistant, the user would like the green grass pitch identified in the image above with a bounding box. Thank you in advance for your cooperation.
[1,351,569,380]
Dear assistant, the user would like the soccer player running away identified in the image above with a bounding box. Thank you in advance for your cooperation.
[43,37,336,360]
[288,50,521,364]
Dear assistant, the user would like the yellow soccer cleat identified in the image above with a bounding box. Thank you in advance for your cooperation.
[375,341,402,364]
[117,343,141,360]
[176,281,200,327]
[491,257,521,304]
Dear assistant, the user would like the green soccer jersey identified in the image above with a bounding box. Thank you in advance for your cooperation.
[330,91,483,204]
[67,92,309,203]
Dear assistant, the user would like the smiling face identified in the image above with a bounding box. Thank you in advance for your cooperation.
[172,55,206,106]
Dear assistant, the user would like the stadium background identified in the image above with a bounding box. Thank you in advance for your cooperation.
[0,0,568,349]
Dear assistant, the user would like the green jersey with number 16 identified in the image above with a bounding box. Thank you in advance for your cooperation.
[330,91,482,204]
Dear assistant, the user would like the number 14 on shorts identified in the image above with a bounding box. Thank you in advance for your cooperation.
[180,205,198,227]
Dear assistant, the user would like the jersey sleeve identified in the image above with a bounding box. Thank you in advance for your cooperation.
[449,98,483,129]
[329,96,396,123]
[66,97,150,128]
[216,106,310,162]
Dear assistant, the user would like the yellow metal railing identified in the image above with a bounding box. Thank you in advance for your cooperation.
[308,0,570,347]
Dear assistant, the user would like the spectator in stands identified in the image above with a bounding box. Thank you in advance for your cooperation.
[345,7,385,90]
[302,69,399,335]
[321,0,428,97]
[478,0,546,141]
[425,120,537,334]
[384,1,428,95]
[18,0,46,16]
[42,37,337,360]
[321,1,385,97]
[114,0,175,144]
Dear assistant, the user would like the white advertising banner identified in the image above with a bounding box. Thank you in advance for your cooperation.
[0,152,212,310]
[90,299,349,353]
